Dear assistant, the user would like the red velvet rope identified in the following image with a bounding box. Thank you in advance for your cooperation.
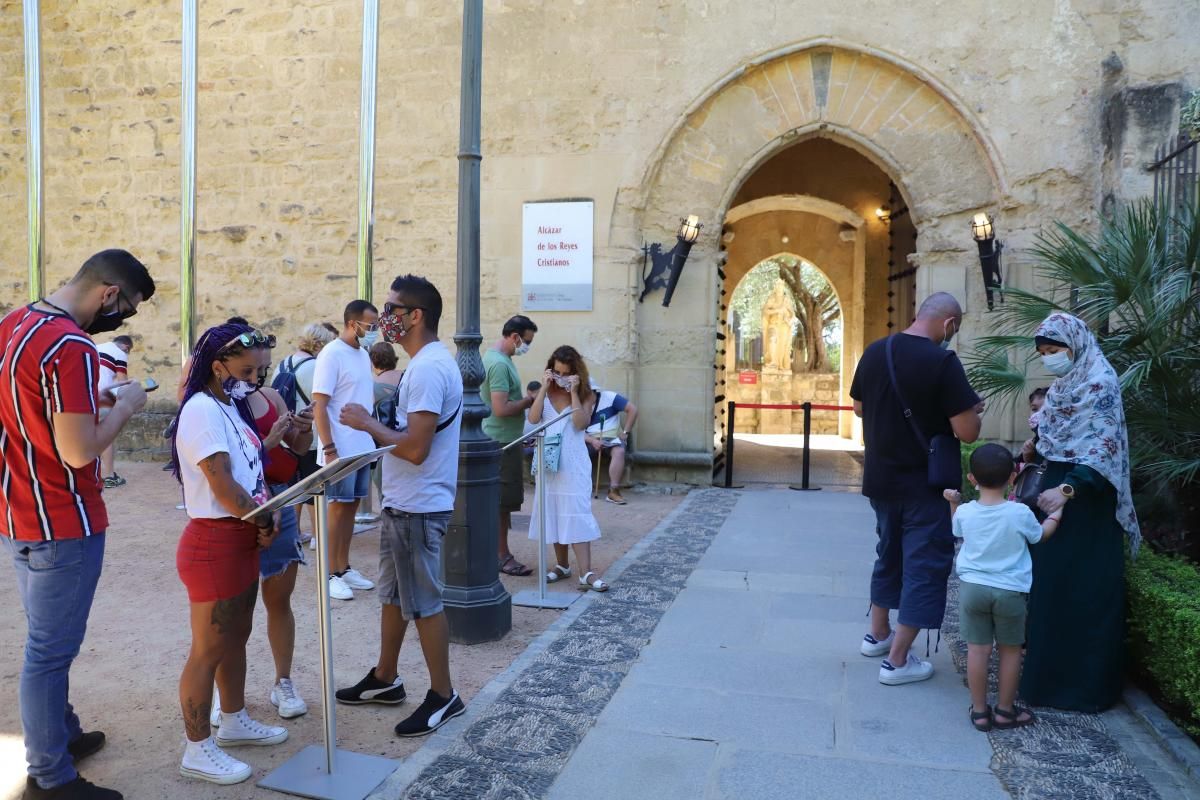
[733,403,853,411]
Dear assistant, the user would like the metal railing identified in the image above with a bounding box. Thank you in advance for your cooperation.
[720,400,854,490]
[1149,134,1199,226]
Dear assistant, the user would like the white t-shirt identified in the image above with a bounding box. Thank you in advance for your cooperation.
[311,338,376,465]
[953,500,1044,593]
[176,393,269,519]
[381,341,463,514]
[96,342,128,392]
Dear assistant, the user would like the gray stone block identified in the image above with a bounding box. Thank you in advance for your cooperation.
[547,728,717,800]
[710,748,1009,800]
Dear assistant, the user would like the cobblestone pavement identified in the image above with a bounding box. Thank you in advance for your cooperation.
[389,489,739,799]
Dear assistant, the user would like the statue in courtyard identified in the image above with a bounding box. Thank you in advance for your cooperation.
[761,280,796,371]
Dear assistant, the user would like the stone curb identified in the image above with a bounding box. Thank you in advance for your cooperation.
[1122,685,1200,782]
[368,488,705,799]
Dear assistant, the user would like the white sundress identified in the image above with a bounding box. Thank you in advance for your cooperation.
[528,395,601,546]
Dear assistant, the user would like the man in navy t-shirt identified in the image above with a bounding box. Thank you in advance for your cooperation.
[850,292,982,687]
[585,386,637,505]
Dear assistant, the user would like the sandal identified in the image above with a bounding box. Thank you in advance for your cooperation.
[578,571,609,592]
[969,704,993,733]
[993,704,1036,730]
[545,564,571,583]
[499,555,533,577]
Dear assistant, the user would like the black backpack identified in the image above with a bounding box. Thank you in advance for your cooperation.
[272,355,314,412]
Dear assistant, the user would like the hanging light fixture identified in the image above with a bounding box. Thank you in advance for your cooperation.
[971,212,1003,310]
[640,214,703,307]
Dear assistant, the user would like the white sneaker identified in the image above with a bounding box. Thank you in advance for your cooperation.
[342,568,375,590]
[309,535,317,550]
[210,686,222,728]
[180,737,252,785]
[214,709,289,747]
[878,653,935,686]
[860,630,895,657]
[271,678,308,719]
[328,574,354,601]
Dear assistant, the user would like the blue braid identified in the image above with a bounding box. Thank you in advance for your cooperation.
[168,322,263,482]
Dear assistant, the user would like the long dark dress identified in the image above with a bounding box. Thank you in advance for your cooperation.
[1020,460,1125,712]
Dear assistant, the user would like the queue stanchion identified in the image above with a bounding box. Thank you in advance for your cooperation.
[722,400,744,488]
[789,401,821,491]
[511,407,579,610]
[253,446,399,800]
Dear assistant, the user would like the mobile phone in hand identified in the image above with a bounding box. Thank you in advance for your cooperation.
[143,378,159,392]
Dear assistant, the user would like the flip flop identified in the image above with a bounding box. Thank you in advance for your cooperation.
[499,555,533,577]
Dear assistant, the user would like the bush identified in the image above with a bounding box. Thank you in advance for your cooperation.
[1127,546,1200,734]
[960,441,983,502]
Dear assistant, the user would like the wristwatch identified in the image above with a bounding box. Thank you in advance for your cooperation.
[1059,483,1075,499]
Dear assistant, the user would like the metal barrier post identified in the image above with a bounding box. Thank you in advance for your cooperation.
[722,401,743,489]
[790,401,824,491]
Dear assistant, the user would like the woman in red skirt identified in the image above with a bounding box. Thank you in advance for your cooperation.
[169,322,289,785]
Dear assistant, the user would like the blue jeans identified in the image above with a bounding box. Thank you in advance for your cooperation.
[3,534,106,790]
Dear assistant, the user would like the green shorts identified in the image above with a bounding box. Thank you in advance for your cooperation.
[498,444,525,512]
[958,581,1027,646]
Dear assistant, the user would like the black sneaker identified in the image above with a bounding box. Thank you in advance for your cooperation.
[68,731,106,764]
[394,689,465,738]
[24,775,123,799]
[335,669,406,705]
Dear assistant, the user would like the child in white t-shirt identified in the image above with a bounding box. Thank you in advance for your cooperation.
[944,443,1063,733]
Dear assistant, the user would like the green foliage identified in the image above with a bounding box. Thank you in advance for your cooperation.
[963,200,1200,547]
[730,261,780,338]
[1127,547,1200,734]
[730,255,842,372]
[959,441,983,502]
[1183,89,1200,142]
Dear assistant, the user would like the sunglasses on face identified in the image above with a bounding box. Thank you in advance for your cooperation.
[220,329,276,352]
[382,303,424,318]
[102,283,138,320]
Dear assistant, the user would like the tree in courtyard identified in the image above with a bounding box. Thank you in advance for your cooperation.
[730,256,841,372]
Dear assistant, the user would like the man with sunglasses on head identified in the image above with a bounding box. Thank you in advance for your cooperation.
[311,300,380,601]
[0,249,155,800]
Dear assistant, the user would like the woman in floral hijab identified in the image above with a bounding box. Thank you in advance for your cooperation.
[1021,311,1136,713]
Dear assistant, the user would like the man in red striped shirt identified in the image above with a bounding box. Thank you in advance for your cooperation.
[1,249,154,800]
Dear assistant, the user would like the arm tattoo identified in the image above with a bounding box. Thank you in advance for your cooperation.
[197,451,261,518]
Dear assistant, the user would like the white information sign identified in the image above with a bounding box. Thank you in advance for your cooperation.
[521,201,593,311]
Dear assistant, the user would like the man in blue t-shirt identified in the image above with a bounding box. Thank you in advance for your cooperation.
[585,386,638,504]
[849,292,983,687]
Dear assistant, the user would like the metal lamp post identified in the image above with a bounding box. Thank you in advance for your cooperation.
[971,212,1003,311]
[445,0,512,644]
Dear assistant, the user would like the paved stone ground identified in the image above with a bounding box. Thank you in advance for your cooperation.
[370,456,1200,800]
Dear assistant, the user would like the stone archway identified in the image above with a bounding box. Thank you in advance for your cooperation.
[618,40,1004,469]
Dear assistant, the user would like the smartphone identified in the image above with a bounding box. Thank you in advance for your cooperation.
[143,378,159,392]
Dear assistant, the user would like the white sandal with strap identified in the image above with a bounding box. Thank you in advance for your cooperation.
[578,572,609,592]
[545,564,572,583]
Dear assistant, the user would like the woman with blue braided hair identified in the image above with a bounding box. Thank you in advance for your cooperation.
[169,322,290,785]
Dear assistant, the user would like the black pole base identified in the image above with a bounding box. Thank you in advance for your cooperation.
[788,485,823,492]
[444,577,512,645]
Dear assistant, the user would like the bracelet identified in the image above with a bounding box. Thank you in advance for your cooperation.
[323,443,337,452]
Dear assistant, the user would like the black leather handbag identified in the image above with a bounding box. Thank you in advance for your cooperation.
[884,336,964,491]
[1013,462,1047,519]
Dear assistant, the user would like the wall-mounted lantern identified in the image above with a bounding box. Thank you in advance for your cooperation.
[874,207,891,223]
[971,212,1004,310]
[640,215,702,307]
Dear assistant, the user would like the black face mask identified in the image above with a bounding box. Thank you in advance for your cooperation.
[84,294,134,335]
[84,309,126,335]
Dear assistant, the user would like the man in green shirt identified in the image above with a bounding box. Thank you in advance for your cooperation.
[482,315,538,576]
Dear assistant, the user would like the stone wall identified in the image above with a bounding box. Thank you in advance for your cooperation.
[2,1,1198,475]
[727,371,843,436]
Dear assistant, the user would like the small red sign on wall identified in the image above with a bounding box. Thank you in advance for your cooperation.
[738,371,758,385]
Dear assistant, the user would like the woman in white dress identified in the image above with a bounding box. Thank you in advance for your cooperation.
[528,345,609,591]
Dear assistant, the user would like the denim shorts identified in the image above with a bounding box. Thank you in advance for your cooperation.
[326,465,370,503]
[378,509,449,621]
[260,483,305,579]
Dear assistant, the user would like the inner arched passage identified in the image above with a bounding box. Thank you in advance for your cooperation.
[717,137,917,456]
[726,254,844,439]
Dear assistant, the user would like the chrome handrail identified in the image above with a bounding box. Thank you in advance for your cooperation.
[500,407,575,451]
